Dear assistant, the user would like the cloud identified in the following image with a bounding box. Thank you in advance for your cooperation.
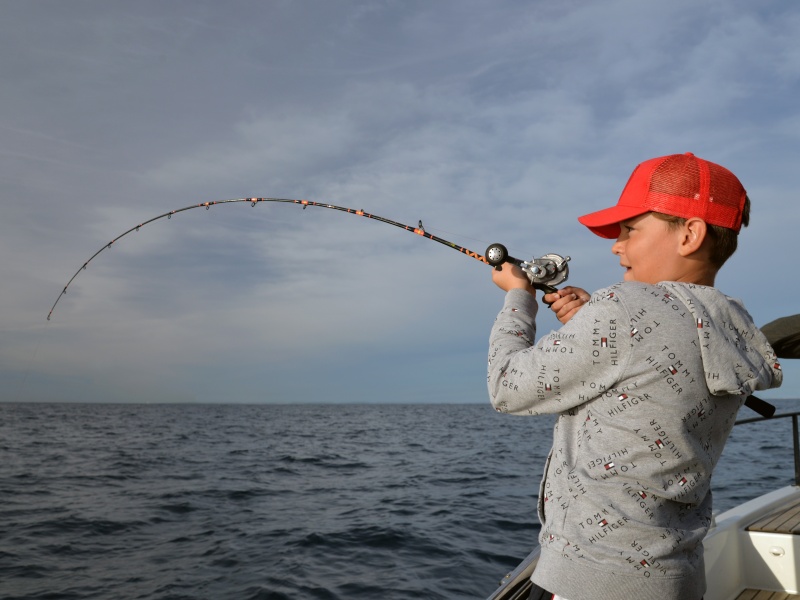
[3,1,800,402]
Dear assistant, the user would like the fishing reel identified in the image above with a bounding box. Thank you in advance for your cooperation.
[485,243,570,294]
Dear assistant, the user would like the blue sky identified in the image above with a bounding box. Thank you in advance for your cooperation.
[2,0,800,404]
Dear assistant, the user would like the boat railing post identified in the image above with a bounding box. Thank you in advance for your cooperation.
[793,414,800,487]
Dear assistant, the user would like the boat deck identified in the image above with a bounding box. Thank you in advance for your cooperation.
[736,494,800,599]
[747,498,800,535]
[735,591,800,599]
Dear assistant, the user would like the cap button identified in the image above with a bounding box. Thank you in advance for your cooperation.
[684,152,695,157]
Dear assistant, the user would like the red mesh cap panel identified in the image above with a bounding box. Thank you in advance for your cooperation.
[646,154,745,231]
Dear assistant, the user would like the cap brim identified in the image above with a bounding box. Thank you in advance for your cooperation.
[577,205,650,239]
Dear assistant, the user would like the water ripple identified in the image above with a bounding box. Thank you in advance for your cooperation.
[1,401,797,599]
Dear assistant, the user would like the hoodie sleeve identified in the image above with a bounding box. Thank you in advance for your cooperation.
[488,287,631,415]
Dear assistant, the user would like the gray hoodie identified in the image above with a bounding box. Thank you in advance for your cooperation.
[488,281,782,600]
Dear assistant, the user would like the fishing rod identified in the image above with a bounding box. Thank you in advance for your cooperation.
[47,197,570,320]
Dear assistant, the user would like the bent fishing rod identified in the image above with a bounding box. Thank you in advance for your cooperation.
[47,197,570,320]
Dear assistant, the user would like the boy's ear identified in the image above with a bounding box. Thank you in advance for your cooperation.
[678,217,708,257]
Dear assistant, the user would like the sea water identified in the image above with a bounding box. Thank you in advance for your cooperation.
[1,401,797,600]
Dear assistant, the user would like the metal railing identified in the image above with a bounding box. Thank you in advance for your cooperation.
[733,410,800,487]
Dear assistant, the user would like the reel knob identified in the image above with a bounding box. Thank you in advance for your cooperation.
[485,243,509,267]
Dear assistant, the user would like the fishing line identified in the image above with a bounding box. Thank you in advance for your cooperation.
[47,197,570,320]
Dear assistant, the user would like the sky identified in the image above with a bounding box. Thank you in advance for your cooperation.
[2,0,800,405]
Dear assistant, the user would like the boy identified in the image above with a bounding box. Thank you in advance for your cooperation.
[488,152,782,600]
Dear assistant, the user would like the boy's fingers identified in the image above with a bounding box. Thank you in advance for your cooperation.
[542,292,559,307]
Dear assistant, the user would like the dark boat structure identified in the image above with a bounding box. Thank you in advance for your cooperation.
[486,315,800,600]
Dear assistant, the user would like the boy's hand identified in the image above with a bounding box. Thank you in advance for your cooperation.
[542,286,590,324]
[491,262,536,296]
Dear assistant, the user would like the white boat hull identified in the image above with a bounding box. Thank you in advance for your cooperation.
[704,485,800,599]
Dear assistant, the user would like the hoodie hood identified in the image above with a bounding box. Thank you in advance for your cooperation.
[660,282,782,396]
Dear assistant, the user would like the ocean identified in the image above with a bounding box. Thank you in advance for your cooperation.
[1,401,798,600]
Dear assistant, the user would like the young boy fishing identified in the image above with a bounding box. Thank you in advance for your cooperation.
[488,152,783,600]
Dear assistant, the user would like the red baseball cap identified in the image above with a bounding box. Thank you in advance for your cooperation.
[578,152,748,239]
